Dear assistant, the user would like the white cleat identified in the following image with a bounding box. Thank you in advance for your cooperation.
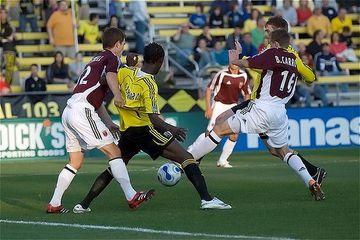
[73,204,91,214]
[216,162,233,168]
[201,197,232,210]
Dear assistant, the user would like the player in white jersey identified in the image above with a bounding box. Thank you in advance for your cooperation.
[188,29,325,201]
[188,64,250,168]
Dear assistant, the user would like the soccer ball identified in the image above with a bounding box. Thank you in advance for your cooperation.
[157,163,182,187]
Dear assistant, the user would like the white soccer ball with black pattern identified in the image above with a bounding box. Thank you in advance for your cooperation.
[157,163,182,187]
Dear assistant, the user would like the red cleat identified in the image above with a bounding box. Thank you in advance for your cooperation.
[128,189,155,210]
[46,204,69,213]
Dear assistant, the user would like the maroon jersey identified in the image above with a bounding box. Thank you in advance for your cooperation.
[71,50,120,109]
[208,68,251,104]
[247,48,301,105]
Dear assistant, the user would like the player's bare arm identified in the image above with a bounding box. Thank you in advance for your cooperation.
[149,113,187,142]
[96,104,120,138]
[204,87,213,119]
[106,72,125,108]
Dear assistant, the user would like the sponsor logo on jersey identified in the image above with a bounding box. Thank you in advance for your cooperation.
[103,130,108,137]
[226,81,232,85]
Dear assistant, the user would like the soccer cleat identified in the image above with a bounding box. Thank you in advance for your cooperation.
[73,204,92,214]
[309,180,325,201]
[312,168,327,186]
[128,189,155,210]
[201,197,232,210]
[46,204,69,214]
[216,162,233,168]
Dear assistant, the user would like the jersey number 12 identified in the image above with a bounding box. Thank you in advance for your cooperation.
[78,66,91,85]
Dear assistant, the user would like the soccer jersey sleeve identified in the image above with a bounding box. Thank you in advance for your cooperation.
[105,54,119,74]
[143,78,160,114]
[247,49,273,70]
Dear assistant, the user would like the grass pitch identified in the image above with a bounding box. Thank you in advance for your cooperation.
[0,148,359,239]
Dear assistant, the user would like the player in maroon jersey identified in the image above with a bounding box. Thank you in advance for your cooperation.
[47,28,154,214]
[188,64,251,168]
[188,29,325,201]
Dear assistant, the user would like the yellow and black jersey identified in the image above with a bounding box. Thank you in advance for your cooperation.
[117,67,160,131]
[248,45,316,99]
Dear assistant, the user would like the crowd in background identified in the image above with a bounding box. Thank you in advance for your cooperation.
[0,0,359,107]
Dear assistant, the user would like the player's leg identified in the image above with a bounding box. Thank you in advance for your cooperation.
[217,133,238,168]
[273,145,325,201]
[161,140,231,209]
[47,151,84,213]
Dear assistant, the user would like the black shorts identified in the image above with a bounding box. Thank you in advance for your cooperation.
[118,125,175,162]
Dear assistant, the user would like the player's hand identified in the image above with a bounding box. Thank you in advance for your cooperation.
[174,127,188,142]
[205,108,213,119]
[234,41,242,54]
[107,123,121,140]
[228,50,240,66]
[49,37,55,46]
[114,95,125,108]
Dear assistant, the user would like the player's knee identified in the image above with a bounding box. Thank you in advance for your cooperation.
[69,160,83,170]
[101,143,121,160]
[229,134,238,141]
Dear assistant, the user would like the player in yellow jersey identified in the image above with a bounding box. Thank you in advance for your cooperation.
[75,43,231,211]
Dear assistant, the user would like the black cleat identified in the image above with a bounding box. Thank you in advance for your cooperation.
[309,180,325,201]
[312,168,327,186]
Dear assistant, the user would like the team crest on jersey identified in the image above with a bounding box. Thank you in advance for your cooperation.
[103,130,108,137]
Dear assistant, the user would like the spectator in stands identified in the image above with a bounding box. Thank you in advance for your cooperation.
[241,2,252,22]
[0,75,10,96]
[19,0,38,32]
[340,26,354,48]
[210,0,231,16]
[225,24,242,50]
[209,6,224,28]
[241,32,257,57]
[307,7,331,37]
[43,0,58,24]
[78,0,90,20]
[46,51,73,89]
[78,13,100,44]
[172,23,195,67]
[106,15,120,29]
[47,0,75,58]
[109,0,125,28]
[69,52,86,83]
[25,64,47,102]
[277,0,297,26]
[298,42,314,67]
[1,8,17,86]
[330,32,358,62]
[251,16,266,49]
[194,38,216,70]
[243,8,260,33]
[296,0,313,26]
[257,37,269,53]
[331,8,352,34]
[189,3,207,29]
[129,0,149,54]
[321,0,337,20]
[227,3,243,28]
[196,25,215,48]
[211,40,228,66]
[306,29,325,58]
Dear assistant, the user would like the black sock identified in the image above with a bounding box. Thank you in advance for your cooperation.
[80,168,114,209]
[183,162,212,201]
[297,153,318,176]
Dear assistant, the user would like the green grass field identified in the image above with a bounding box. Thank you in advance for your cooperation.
[0,148,359,240]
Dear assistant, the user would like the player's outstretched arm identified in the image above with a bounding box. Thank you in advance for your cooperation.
[96,104,120,137]
[149,113,187,142]
[204,87,213,119]
[106,72,125,108]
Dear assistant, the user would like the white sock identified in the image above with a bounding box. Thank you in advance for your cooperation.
[218,139,236,164]
[284,152,313,187]
[188,131,222,160]
[109,158,137,201]
[49,164,77,207]
[187,132,206,153]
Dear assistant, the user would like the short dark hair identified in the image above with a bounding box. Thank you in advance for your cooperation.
[102,27,126,49]
[195,3,204,13]
[143,42,164,64]
[30,64,38,69]
[270,29,290,48]
[266,16,289,32]
[90,13,98,21]
[313,29,322,40]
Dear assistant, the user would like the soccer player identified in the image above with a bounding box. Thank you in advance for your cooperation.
[188,64,251,168]
[189,29,325,201]
[73,42,231,213]
[47,28,153,213]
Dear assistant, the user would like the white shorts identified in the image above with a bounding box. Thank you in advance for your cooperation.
[227,100,288,148]
[207,101,237,131]
[62,103,115,152]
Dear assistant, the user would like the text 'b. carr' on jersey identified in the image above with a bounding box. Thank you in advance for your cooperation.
[247,48,301,106]
[70,49,120,109]
[117,67,160,131]
[207,68,251,104]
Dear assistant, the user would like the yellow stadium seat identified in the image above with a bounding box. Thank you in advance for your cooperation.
[19,71,46,79]
[339,62,360,70]
[148,6,210,14]
[318,75,360,84]
[15,32,48,40]
[16,44,128,54]
[355,49,360,57]
[150,18,188,25]
[159,28,234,37]
[10,84,69,93]
[10,20,45,28]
